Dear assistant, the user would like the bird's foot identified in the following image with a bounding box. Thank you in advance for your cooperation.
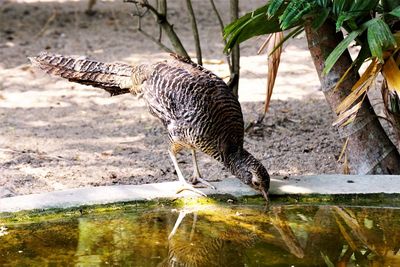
[190,176,216,190]
[176,182,207,197]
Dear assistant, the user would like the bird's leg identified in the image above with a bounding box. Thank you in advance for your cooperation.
[168,210,188,240]
[190,149,216,189]
[168,210,198,240]
[189,212,197,241]
[168,150,206,197]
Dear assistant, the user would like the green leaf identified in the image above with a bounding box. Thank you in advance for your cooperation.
[224,5,268,36]
[389,6,400,17]
[382,0,400,12]
[224,5,282,52]
[323,30,361,74]
[267,0,284,17]
[368,28,383,61]
[312,7,330,29]
[332,0,351,16]
[316,0,329,8]
[323,19,377,74]
[335,0,379,31]
[349,0,379,16]
[367,19,397,62]
[335,12,347,31]
[279,0,316,30]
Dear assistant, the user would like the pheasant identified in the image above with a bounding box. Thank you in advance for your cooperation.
[30,52,270,200]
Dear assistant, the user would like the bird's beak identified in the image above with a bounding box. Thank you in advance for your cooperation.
[260,188,269,202]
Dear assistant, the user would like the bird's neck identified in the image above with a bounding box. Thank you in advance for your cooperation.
[224,148,253,179]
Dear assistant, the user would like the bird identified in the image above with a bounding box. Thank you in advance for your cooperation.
[29,52,270,200]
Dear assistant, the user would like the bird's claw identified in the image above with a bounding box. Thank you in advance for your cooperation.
[190,176,216,190]
[176,183,207,197]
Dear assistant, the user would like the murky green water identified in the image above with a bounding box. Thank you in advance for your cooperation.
[1,203,399,266]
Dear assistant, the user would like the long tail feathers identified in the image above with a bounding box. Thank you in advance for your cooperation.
[29,52,141,96]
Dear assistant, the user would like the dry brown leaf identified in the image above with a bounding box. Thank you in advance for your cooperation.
[264,32,284,115]
[382,56,400,94]
[351,58,380,92]
[335,59,380,114]
[343,154,350,174]
[257,34,273,55]
[333,101,362,127]
[337,137,349,162]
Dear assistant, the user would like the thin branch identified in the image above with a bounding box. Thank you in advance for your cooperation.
[209,0,225,32]
[186,0,202,65]
[129,2,173,54]
[138,28,174,54]
[209,0,232,71]
[35,9,57,39]
[125,0,189,58]
[125,0,160,19]
[156,0,165,42]
[134,7,174,54]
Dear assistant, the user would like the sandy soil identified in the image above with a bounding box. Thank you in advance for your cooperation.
[0,0,342,197]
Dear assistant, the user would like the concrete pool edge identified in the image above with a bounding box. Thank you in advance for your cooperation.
[1,175,400,213]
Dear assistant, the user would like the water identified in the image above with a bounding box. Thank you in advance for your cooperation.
[1,203,399,266]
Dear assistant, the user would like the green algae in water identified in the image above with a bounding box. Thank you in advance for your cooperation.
[1,204,400,266]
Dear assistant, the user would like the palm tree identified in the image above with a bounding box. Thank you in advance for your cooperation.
[224,0,400,174]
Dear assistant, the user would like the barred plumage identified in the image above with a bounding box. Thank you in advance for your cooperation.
[30,52,270,199]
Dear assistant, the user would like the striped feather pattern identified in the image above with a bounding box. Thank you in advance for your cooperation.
[143,57,244,166]
[30,52,147,96]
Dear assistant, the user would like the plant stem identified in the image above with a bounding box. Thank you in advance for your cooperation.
[185,0,202,65]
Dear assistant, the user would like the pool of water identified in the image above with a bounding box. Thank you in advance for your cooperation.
[1,203,399,266]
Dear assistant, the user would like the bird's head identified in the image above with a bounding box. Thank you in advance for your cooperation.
[226,148,270,201]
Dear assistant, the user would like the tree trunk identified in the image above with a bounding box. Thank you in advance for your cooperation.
[304,20,400,174]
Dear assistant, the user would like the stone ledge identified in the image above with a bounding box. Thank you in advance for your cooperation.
[1,175,400,213]
[270,175,400,195]
[0,178,257,213]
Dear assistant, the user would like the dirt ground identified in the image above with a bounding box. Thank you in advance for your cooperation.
[0,0,342,197]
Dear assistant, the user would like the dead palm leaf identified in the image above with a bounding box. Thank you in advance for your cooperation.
[382,55,400,94]
[258,32,284,121]
[333,58,381,127]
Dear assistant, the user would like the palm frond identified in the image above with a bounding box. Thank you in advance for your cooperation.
[267,0,285,18]
[323,19,377,75]
[316,0,329,8]
[323,30,362,74]
[223,5,282,52]
[332,0,351,17]
[311,6,331,29]
[279,0,316,30]
[367,19,397,62]
[336,0,379,30]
